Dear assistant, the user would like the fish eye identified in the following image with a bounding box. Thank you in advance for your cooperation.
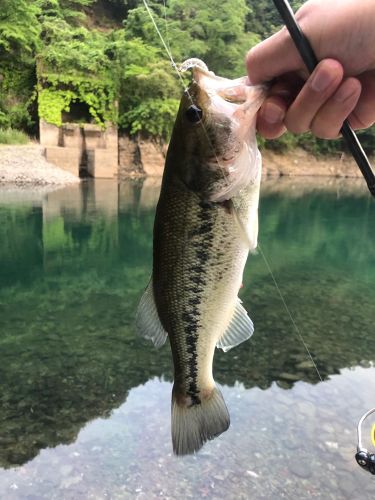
[185,104,203,123]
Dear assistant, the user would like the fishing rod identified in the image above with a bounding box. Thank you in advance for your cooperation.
[273,0,375,474]
[272,0,375,198]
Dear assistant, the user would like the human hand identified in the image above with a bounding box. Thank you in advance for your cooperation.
[246,0,375,140]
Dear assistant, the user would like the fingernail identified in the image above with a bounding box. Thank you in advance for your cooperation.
[262,103,285,124]
[310,68,335,92]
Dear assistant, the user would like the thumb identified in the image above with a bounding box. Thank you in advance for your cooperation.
[246,28,306,84]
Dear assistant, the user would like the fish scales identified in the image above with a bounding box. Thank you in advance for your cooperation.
[136,58,266,455]
[154,179,251,400]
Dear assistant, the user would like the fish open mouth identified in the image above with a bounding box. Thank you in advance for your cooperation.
[217,83,252,106]
[178,58,267,201]
[179,58,267,121]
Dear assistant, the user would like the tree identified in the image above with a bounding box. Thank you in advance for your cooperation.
[114,34,181,138]
[125,0,259,78]
[0,0,41,63]
[0,0,42,129]
[246,0,304,39]
[37,0,95,24]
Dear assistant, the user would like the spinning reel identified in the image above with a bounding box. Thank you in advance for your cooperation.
[355,408,375,474]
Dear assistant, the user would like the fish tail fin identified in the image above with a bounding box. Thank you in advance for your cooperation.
[171,385,230,456]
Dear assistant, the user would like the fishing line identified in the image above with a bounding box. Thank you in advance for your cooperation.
[142,0,186,90]
[142,0,247,208]
[258,244,323,383]
[142,0,323,381]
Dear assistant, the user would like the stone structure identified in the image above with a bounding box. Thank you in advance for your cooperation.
[40,120,118,179]
[118,135,166,177]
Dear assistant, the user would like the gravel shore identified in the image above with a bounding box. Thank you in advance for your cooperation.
[0,144,80,186]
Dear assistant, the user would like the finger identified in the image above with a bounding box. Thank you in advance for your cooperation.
[310,78,362,139]
[284,59,344,134]
[246,28,306,84]
[257,96,287,139]
[270,76,304,103]
[256,79,296,139]
[349,71,375,129]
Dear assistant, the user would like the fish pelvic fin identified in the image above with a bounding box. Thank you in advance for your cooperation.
[216,297,254,352]
[171,386,230,456]
[135,277,168,348]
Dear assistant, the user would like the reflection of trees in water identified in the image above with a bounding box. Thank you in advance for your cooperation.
[0,206,43,287]
[0,179,374,468]
[216,267,375,389]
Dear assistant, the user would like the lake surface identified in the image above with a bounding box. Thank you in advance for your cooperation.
[0,177,374,499]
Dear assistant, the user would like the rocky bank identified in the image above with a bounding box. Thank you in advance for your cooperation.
[0,144,80,186]
[118,135,364,179]
[0,139,367,186]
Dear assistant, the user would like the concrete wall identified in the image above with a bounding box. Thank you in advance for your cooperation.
[118,135,166,177]
[39,120,60,147]
[86,149,118,178]
[41,121,118,179]
[45,146,81,176]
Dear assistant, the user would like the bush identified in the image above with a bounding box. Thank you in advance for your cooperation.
[0,128,30,145]
[119,98,179,140]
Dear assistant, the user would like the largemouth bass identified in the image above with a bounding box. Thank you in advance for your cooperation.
[136,59,266,455]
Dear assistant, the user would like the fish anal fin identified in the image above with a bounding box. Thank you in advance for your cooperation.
[216,297,254,353]
[135,278,168,348]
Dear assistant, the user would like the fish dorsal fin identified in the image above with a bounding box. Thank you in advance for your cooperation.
[136,278,168,348]
[216,298,254,352]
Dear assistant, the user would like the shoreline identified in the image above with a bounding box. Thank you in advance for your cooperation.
[261,148,365,179]
[0,143,369,186]
[0,144,80,187]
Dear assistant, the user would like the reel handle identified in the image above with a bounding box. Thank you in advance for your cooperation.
[355,450,375,474]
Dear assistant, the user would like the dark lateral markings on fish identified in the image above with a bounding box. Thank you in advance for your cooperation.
[136,58,267,456]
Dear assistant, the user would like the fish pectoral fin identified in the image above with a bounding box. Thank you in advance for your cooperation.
[135,278,168,348]
[216,297,254,352]
[228,199,258,251]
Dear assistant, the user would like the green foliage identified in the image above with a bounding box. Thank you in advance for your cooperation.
[261,132,298,153]
[37,19,118,126]
[125,0,258,78]
[37,89,72,126]
[246,0,304,38]
[113,35,181,136]
[0,1,41,132]
[0,128,30,144]
[296,133,345,156]
[0,0,374,150]
[356,128,375,155]
[37,0,95,24]
[0,67,38,132]
[0,1,41,63]
[119,0,260,135]
[39,19,112,73]
[121,98,179,138]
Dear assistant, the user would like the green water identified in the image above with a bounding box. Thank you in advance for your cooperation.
[0,177,374,499]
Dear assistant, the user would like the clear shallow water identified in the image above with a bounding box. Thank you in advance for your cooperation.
[0,177,374,499]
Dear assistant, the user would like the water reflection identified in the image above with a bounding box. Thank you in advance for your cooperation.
[0,178,374,498]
